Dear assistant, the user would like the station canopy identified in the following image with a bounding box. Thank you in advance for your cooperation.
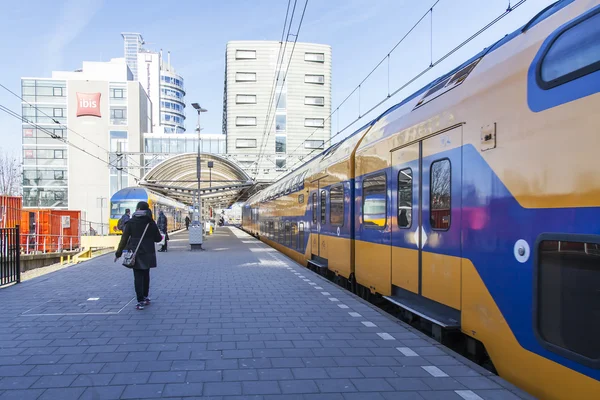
[139,153,259,208]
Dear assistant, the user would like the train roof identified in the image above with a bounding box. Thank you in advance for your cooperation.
[246,0,573,206]
[111,187,188,209]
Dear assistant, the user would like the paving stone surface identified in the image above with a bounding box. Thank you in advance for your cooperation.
[0,227,533,399]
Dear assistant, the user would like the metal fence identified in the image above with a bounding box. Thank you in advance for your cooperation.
[0,226,21,286]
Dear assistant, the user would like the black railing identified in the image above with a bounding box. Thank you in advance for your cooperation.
[0,226,21,286]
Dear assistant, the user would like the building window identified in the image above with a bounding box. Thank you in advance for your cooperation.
[305,96,325,106]
[276,94,286,110]
[305,118,324,128]
[110,108,127,125]
[398,168,413,228]
[236,94,257,104]
[276,115,286,132]
[304,140,324,149]
[430,159,451,230]
[53,108,64,117]
[536,236,600,366]
[305,74,325,84]
[538,9,600,89]
[305,52,325,62]
[330,184,344,226]
[53,87,64,96]
[236,139,257,148]
[54,191,65,201]
[54,170,64,180]
[110,88,125,98]
[275,136,286,153]
[236,116,257,126]
[54,150,64,159]
[236,50,256,60]
[236,72,257,82]
[320,190,326,224]
[275,158,286,170]
[312,193,317,223]
[54,129,65,138]
[363,173,386,229]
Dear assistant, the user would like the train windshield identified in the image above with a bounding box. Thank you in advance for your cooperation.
[111,202,137,219]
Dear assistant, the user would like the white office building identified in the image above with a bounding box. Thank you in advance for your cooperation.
[21,58,152,232]
[122,33,186,133]
[223,41,332,182]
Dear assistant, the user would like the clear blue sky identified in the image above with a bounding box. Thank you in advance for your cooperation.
[0,0,554,157]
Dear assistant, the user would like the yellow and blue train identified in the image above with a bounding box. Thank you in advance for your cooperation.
[242,1,600,398]
[109,187,188,234]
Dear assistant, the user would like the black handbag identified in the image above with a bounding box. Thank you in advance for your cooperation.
[122,223,149,268]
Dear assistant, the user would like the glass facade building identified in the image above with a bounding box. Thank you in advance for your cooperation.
[122,33,144,81]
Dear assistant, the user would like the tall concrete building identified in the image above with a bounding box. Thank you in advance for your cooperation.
[122,33,186,133]
[223,41,331,182]
[21,58,152,233]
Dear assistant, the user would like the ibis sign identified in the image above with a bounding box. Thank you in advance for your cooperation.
[76,92,101,118]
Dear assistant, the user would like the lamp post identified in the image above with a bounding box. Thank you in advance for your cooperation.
[191,103,207,229]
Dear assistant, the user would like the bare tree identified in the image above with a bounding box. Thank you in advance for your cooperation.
[0,149,21,196]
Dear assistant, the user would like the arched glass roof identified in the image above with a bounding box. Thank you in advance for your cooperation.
[139,153,256,207]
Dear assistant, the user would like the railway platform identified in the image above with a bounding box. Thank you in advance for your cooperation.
[0,227,533,400]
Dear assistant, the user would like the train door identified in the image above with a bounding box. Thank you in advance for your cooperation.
[421,128,462,311]
[391,142,420,294]
[309,178,326,259]
[389,127,462,323]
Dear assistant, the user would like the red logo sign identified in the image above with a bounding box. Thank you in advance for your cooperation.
[76,92,101,117]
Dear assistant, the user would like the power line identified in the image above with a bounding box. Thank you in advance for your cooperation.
[280,0,442,175]
[0,104,140,181]
[255,0,295,169]
[254,0,309,179]
[0,83,111,155]
[274,0,528,181]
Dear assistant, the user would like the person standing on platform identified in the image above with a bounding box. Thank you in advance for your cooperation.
[185,215,191,230]
[115,201,162,310]
[117,208,131,233]
[157,210,169,252]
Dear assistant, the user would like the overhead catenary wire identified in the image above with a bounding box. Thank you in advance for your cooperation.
[273,0,528,181]
[0,104,141,182]
[254,0,309,179]
[280,0,442,173]
[255,0,295,173]
[0,82,143,170]
[0,83,111,155]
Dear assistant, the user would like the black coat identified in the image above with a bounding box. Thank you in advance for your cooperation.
[116,210,162,270]
[157,213,167,232]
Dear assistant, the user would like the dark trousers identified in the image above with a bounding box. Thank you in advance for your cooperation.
[133,269,150,302]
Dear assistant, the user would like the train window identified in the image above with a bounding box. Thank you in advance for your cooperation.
[330,184,344,226]
[285,221,290,246]
[362,173,387,230]
[398,168,413,228]
[298,194,304,204]
[538,9,600,89]
[274,221,279,242]
[291,223,298,249]
[430,159,451,230]
[312,193,317,223]
[320,190,326,225]
[279,222,284,243]
[535,235,600,367]
[299,222,305,253]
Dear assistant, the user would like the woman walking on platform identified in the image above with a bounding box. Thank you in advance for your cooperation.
[115,201,162,310]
